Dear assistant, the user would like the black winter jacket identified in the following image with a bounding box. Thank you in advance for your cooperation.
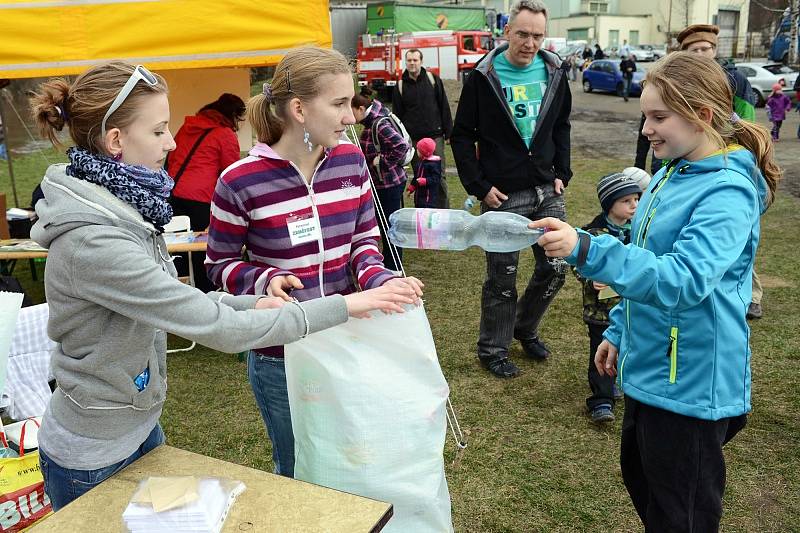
[391,68,453,140]
[452,46,572,200]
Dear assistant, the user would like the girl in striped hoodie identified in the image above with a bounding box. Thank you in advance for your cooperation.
[206,47,424,478]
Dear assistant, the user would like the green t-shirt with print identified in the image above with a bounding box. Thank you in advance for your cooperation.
[493,51,548,148]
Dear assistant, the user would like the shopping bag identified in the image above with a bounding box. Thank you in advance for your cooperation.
[285,303,453,532]
[0,419,51,531]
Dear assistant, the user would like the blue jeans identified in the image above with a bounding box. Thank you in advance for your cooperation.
[39,423,165,511]
[374,183,405,271]
[623,77,632,99]
[248,351,294,477]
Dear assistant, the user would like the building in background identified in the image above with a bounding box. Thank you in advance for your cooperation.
[545,0,750,57]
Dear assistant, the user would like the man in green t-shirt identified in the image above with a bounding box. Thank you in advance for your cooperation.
[452,0,572,378]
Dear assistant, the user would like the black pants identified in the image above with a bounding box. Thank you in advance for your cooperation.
[586,323,614,410]
[170,196,215,292]
[621,397,747,532]
[477,186,567,362]
[770,120,783,140]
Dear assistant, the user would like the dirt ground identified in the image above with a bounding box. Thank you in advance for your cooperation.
[442,78,800,198]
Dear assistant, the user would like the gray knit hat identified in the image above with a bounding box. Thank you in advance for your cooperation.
[597,172,643,213]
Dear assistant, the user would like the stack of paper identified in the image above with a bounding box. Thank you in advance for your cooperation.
[6,208,35,221]
[163,232,195,245]
[0,292,24,395]
[122,477,245,533]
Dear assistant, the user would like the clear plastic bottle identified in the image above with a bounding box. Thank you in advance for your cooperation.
[387,208,546,253]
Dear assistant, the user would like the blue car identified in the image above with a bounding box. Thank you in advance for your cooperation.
[582,60,645,97]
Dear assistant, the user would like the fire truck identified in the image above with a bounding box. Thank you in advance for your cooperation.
[356,30,494,94]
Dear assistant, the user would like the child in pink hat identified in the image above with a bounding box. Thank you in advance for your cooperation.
[407,137,442,208]
[766,83,791,141]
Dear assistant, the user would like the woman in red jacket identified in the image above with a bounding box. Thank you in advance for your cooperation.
[167,93,245,290]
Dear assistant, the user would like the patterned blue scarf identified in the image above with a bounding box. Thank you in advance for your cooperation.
[66,147,174,232]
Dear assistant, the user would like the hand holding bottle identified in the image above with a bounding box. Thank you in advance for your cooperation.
[529,217,578,258]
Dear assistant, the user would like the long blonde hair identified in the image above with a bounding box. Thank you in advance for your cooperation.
[644,52,781,205]
[248,47,352,145]
[29,61,168,154]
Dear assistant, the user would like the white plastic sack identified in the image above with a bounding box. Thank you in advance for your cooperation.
[285,303,453,532]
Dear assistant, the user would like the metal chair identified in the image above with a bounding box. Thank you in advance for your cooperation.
[163,215,196,353]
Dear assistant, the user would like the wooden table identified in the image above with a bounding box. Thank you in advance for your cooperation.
[30,445,393,532]
[0,233,208,277]
[0,232,207,259]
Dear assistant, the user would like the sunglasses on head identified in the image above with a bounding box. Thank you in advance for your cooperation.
[101,65,158,137]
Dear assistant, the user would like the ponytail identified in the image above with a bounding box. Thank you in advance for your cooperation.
[248,46,351,146]
[732,120,781,206]
[351,86,374,109]
[30,79,71,146]
[29,61,168,154]
[645,53,782,207]
[247,93,284,145]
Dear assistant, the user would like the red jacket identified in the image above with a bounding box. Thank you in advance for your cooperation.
[167,109,241,204]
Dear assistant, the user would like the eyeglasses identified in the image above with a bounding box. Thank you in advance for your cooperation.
[514,30,545,43]
[101,65,158,137]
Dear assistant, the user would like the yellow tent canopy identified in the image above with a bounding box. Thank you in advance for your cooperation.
[0,0,332,79]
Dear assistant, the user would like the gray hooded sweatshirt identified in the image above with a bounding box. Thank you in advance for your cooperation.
[31,165,348,470]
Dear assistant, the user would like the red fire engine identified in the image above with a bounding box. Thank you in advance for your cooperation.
[356,30,494,93]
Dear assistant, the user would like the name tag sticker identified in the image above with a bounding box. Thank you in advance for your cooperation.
[287,213,321,246]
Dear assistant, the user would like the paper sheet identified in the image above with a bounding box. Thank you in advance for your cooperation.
[598,286,619,300]
[131,476,199,512]
[0,292,24,396]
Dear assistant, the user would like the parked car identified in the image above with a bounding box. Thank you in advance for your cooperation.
[628,46,654,62]
[735,62,799,107]
[556,43,584,60]
[641,44,668,60]
[582,59,645,96]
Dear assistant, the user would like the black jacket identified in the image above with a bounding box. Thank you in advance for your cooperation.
[451,45,572,200]
[391,68,453,140]
[620,58,636,79]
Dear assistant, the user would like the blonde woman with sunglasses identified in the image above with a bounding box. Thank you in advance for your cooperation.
[28,61,417,510]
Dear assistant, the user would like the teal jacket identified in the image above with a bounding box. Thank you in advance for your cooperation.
[566,146,767,420]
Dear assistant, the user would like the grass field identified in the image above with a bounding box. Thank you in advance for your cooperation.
[2,148,799,531]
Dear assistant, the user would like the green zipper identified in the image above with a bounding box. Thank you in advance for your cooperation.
[668,326,679,384]
[621,164,677,386]
[641,208,657,248]
[635,165,674,247]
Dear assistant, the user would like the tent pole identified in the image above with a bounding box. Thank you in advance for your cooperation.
[0,90,19,208]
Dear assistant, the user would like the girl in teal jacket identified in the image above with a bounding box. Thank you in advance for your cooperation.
[533,53,781,532]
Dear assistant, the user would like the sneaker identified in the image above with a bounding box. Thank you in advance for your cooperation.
[481,358,521,378]
[591,404,615,424]
[514,334,551,360]
[612,384,624,400]
[746,302,763,320]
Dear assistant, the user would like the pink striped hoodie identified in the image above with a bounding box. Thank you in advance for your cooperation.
[206,142,395,354]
